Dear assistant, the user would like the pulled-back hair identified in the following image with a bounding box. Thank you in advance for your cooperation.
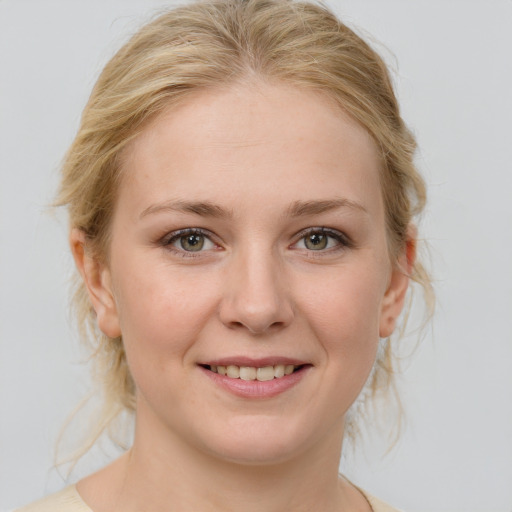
[57,0,433,459]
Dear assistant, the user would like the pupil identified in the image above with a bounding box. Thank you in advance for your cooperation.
[306,233,327,250]
[181,234,204,251]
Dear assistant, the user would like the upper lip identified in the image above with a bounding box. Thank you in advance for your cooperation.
[199,356,309,367]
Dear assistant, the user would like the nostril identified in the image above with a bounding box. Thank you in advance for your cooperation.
[225,320,248,332]
[218,282,294,334]
[224,319,284,335]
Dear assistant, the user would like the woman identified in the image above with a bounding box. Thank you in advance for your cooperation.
[17,0,431,510]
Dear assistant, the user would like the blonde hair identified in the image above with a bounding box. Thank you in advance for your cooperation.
[57,0,433,459]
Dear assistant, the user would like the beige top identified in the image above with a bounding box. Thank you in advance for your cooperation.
[15,485,403,512]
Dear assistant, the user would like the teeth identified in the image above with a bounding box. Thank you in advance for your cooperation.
[256,366,274,381]
[274,364,285,378]
[284,364,294,375]
[240,367,257,380]
[227,365,240,378]
[208,364,301,380]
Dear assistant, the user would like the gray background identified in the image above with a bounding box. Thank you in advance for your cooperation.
[1,1,511,511]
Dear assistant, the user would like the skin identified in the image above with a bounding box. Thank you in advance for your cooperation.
[71,82,412,512]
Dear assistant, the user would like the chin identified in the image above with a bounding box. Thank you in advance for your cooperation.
[209,440,301,467]
[197,416,322,467]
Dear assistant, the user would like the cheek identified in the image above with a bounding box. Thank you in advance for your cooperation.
[111,259,221,363]
[301,263,387,364]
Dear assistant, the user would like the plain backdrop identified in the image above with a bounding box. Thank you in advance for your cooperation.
[1,1,511,511]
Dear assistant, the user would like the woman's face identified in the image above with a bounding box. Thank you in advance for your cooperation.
[82,83,409,464]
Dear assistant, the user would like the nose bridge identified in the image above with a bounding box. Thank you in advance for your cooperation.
[220,240,293,334]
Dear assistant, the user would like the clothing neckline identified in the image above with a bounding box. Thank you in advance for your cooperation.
[69,483,399,512]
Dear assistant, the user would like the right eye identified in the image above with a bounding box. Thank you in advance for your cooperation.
[163,228,217,255]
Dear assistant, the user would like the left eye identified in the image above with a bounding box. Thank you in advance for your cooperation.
[295,230,345,251]
[168,231,216,252]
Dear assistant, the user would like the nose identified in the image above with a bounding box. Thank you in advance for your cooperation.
[219,245,294,335]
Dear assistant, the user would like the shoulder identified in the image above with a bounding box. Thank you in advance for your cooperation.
[360,489,405,512]
[14,486,92,512]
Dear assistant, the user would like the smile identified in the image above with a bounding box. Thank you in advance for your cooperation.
[204,364,301,381]
[199,360,311,398]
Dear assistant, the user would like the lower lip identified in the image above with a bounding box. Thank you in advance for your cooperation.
[200,366,310,398]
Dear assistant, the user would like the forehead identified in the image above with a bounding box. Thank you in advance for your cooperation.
[118,82,382,218]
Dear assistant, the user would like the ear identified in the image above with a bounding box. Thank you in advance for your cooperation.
[379,225,416,338]
[70,228,121,339]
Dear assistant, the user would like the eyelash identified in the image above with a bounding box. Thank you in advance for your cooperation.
[160,228,219,258]
[159,227,352,258]
[292,227,353,255]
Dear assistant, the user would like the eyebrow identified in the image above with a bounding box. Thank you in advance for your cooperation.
[286,198,368,217]
[139,200,233,220]
[139,197,367,220]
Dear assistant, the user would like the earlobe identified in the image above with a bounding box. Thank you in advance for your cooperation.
[70,229,121,339]
[379,227,416,338]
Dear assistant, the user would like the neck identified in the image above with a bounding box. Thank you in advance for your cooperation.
[123,428,344,512]
[77,405,369,512]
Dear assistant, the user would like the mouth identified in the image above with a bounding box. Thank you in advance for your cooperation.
[199,363,307,382]
[198,359,311,398]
